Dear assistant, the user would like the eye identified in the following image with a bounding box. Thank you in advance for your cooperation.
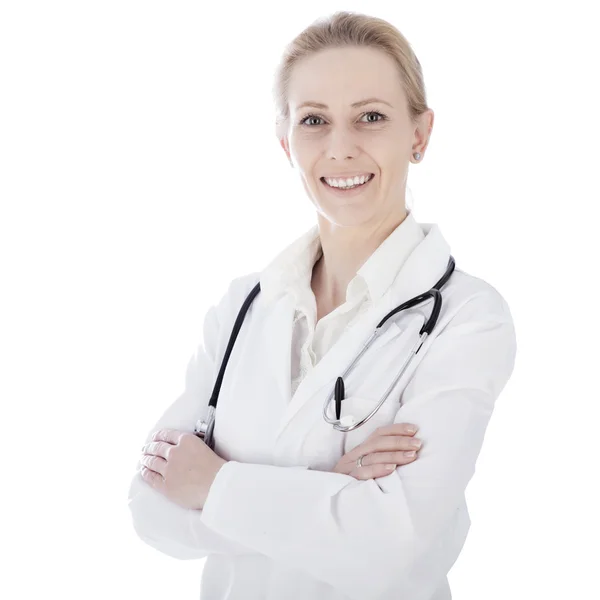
[299,113,324,126]
[359,111,387,123]
[298,110,388,127]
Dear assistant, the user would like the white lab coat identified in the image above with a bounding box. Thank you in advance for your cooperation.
[127,221,517,600]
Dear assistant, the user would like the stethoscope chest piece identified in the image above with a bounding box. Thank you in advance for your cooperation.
[194,404,216,450]
[324,255,455,433]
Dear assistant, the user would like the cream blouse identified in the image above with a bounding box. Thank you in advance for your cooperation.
[259,209,425,399]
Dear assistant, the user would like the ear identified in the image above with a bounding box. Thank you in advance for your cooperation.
[413,109,435,157]
[279,136,292,164]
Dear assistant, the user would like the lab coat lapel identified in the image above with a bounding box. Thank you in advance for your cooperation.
[261,292,296,414]
[273,222,451,443]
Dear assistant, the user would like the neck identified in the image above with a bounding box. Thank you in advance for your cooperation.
[312,208,409,308]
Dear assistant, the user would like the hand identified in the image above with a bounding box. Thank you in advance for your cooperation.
[138,428,228,510]
[331,423,422,480]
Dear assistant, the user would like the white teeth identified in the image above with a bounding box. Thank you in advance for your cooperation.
[324,174,372,188]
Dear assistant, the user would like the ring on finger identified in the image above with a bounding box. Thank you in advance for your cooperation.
[356,455,365,468]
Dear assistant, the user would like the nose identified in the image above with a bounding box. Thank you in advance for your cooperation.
[324,127,360,161]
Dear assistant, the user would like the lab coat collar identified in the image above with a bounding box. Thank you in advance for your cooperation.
[259,209,425,308]
[259,218,453,439]
[357,210,425,303]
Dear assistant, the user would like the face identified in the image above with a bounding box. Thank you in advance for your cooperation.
[280,46,433,229]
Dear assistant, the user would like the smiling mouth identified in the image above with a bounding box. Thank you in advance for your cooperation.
[320,173,375,190]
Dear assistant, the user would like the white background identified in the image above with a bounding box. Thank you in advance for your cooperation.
[1,1,598,598]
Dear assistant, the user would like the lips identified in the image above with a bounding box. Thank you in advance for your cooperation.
[320,173,374,188]
[321,173,374,182]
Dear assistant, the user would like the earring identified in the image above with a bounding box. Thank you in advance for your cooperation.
[413,152,421,161]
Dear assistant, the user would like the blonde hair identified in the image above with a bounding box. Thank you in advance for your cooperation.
[273,10,430,139]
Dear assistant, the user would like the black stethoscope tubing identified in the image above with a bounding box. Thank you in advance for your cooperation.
[195,256,456,449]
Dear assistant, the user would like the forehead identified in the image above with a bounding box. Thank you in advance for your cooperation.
[288,46,405,112]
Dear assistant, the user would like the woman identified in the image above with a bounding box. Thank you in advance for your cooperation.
[128,11,517,600]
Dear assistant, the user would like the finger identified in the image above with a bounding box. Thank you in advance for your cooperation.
[139,454,167,477]
[344,434,421,467]
[373,435,423,453]
[350,462,399,481]
[357,449,419,471]
[140,465,164,487]
[151,429,183,445]
[141,441,172,460]
[369,423,419,438]
[363,450,420,468]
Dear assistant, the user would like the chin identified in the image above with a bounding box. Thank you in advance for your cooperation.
[315,203,379,229]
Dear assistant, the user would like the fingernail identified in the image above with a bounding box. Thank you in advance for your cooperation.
[406,425,418,433]
[386,464,396,470]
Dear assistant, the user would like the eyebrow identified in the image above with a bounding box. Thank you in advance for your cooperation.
[296,97,394,110]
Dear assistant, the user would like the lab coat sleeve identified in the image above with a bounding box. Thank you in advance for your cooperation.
[199,289,517,598]
[127,275,259,560]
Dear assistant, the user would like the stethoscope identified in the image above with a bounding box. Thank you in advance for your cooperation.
[194,256,456,450]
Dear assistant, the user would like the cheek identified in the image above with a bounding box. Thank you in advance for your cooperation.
[292,130,330,157]
[289,129,320,152]
[301,178,325,210]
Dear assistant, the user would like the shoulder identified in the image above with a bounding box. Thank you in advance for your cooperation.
[410,267,518,396]
[443,267,514,326]
[213,271,262,316]
[204,270,261,336]
[425,266,517,370]
[196,271,261,364]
